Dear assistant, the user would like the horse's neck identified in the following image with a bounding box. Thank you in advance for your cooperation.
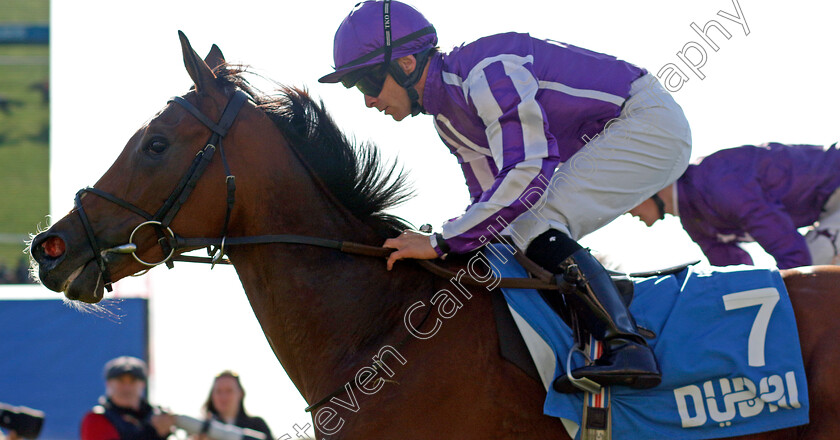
[231,238,433,405]
[224,174,428,403]
[218,129,438,401]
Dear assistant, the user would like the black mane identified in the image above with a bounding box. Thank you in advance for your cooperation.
[217,66,414,237]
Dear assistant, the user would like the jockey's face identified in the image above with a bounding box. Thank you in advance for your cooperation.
[363,73,412,121]
[628,198,661,227]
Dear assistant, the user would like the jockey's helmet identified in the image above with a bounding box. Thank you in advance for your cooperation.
[319,0,437,114]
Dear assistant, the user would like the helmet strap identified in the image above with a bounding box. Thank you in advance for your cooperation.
[388,48,434,116]
[651,193,666,220]
[382,0,392,65]
[406,86,424,116]
[378,0,432,116]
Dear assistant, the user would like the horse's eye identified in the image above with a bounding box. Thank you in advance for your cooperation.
[146,139,168,154]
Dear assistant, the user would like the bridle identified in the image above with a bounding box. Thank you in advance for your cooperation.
[73,90,393,291]
[74,90,248,291]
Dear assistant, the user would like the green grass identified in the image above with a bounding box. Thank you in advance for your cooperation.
[1,0,49,22]
[0,0,50,271]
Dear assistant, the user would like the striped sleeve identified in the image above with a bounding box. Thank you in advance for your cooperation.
[438,55,561,254]
[434,116,495,204]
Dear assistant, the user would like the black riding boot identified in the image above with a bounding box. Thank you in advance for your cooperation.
[526,230,661,393]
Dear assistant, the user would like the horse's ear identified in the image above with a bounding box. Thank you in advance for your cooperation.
[204,44,226,71]
[178,30,216,93]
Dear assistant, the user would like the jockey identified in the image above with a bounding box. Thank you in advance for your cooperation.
[319,0,692,391]
[629,142,840,269]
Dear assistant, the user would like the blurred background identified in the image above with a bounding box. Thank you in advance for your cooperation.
[1,0,838,438]
[0,0,47,285]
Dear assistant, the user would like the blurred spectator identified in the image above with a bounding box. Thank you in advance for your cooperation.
[0,429,21,440]
[15,257,32,284]
[0,402,42,440]
[628,142,840,269]
[0,258,36,284]
[29,80,49,105]
[198,371,272,440]
[0,94,23,115]
[80,356,175,440]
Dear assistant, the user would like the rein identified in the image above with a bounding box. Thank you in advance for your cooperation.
[172,234,562,290]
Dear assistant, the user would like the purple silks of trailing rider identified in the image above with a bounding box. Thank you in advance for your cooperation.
[677,142,840,269]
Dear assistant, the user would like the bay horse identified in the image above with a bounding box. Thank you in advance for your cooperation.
[29,32,840,439]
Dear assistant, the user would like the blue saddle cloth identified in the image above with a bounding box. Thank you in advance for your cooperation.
[484,244,809,439]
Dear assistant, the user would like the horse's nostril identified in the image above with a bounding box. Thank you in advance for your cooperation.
[42,236,66,258]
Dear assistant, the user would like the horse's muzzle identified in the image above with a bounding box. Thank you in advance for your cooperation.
[30,231,105,302]
[30,231,67,277]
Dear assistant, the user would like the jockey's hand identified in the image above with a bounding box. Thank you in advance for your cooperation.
[383,230,439,270]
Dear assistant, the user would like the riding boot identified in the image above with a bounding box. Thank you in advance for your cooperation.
[525,230,661,393]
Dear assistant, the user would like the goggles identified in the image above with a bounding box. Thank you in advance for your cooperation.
[341,65,389,97]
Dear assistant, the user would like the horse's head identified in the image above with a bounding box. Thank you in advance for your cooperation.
[32,30,412,304]
[30,32,265,303]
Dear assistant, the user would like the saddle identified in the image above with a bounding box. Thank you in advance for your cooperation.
[490,256,695,385]
[419,247,696,384]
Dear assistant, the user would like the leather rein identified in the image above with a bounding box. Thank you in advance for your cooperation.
[73,90,563,293]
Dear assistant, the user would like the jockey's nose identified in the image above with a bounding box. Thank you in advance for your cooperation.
[364,95,377,108]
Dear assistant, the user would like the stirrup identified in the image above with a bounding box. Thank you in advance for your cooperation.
[565,345,602,394]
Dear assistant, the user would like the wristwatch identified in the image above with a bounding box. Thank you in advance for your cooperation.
[430,233,451,258]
